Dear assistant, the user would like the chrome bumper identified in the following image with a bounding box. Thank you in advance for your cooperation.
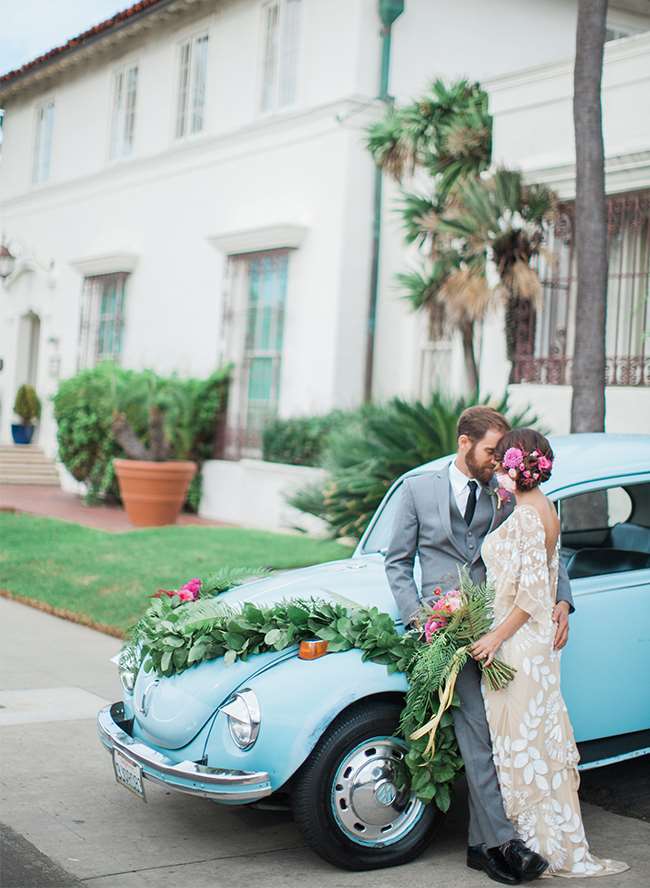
[97,702,273,803]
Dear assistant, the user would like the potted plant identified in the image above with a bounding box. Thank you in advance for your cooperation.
[111,373,196,527]
[12,384,41,445]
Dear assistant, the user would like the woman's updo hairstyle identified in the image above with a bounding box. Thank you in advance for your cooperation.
[494,428,554,491]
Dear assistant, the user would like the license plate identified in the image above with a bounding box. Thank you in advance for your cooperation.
[113,749,146,801]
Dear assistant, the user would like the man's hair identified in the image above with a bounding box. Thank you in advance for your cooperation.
[456,405,510,442]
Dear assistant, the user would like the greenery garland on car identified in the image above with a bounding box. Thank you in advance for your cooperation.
[121,570,464,811]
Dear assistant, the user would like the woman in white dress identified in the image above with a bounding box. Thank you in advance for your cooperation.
[470,428,629,879]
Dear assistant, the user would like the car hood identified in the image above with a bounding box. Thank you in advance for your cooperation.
[132,556,396,749]
[218,554,397,613]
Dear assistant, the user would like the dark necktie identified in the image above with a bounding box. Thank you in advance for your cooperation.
[464,480,478,526]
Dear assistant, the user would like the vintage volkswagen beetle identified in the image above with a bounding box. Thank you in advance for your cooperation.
[98,433,650,870]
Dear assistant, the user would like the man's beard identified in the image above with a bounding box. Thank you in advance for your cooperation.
[466,445,494,485]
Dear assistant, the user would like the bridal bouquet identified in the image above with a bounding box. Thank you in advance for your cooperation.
[401,567,516,761]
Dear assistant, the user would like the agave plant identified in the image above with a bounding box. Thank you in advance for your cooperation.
[289,392,544,541]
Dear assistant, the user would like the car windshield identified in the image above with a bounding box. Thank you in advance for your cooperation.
[360,481,404,555]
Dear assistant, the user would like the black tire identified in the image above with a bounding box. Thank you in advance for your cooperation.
[290,700,436,870]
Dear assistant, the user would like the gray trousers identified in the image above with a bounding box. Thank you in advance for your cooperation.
[452,658,517,848]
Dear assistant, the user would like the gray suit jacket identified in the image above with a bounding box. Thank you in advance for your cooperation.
[384,461,575,626]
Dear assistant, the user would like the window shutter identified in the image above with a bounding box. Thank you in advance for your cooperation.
[176,41,191,138]
[261,2,280,112]
[280,0,301,107]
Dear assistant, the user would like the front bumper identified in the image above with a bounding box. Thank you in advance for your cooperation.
[97,702,273,803]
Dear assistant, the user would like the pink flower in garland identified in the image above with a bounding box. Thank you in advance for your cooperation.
[178,578,202,601]
[151,577,202,602]
[502,447,524,469]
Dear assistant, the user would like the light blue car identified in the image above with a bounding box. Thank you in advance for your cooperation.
[98,433,650,870]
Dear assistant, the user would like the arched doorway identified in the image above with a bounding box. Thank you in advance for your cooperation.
[16,311,41,389]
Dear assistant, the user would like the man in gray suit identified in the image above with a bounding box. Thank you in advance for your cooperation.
[385,406,574,884]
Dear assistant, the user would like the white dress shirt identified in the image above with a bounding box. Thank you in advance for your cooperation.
[449,458,482,517]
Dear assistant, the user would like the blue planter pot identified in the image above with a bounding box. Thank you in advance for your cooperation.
[11,424,35,445]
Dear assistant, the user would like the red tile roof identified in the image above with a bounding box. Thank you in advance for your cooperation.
[0,0,167,87]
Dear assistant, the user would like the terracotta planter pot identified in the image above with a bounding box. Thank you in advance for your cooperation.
[113,459,197,527]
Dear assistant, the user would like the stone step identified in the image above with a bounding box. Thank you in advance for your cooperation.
[0,474,60,486]
[0,462,59,474]
[0,463,59,475]
[0,452,55,463]
[0,445,61,486]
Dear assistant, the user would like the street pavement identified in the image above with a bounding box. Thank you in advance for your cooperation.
[1,596,649,888]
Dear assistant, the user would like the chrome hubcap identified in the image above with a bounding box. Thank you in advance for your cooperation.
[330,737,425,846]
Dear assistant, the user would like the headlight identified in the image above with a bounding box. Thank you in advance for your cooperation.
[118,646,138,694]
[220,688,261,749]
[119,663,136,694]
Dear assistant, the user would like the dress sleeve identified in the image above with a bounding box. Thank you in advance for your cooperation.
[512,509,551,622]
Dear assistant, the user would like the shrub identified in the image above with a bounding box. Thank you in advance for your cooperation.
[13,384,41,424]
[53,362,230,507]
[288,391,544,540]
[262,410,352,467]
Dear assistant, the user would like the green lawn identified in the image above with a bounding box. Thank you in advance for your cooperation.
[0,513,353,635]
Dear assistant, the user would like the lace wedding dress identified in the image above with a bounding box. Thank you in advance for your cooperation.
[480,504,629,878]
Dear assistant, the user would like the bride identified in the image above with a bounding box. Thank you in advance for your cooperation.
[470,429,629,878]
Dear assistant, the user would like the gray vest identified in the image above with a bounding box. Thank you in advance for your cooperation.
[448,478,494,564]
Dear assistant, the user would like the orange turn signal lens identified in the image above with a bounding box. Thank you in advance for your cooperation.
[298,639,329,660]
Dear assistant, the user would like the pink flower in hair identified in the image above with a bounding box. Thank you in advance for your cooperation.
[502,447,524,469]
[496,472,517,493]
[537,455,552,471]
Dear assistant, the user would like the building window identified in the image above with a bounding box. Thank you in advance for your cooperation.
[176,34,209,138]
[78,273,128,368]
[418,302,453,400]
[33,99,55,183]
[260,0,301,113]
[512,191,650,387]
[110,65,138,159]
[222,250,289,457]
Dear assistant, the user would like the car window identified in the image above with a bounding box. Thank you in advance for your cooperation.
[560,481,650,578]
[361,482,403,554]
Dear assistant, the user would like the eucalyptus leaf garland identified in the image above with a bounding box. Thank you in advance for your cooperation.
[121,570,464,810]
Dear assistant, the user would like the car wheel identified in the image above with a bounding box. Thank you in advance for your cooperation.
[291,700,436,870]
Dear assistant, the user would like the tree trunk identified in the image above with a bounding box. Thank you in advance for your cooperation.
[570,0,608,432]
[460,319,479,395]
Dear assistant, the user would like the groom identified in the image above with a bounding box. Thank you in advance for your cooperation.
[384,406,574,884]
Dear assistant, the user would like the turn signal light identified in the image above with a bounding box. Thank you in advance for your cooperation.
[298,639,329,660]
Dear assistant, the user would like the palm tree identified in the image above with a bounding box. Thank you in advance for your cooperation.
[570,0,608,432]
[368,82,557,395]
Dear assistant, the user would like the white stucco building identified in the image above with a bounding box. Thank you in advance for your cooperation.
[1,0,649,495]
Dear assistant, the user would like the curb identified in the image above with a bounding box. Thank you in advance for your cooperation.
[0,588,126,639]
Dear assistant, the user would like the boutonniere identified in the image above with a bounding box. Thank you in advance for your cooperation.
[488,485,512,511]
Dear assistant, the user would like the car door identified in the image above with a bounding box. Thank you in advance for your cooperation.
[556,475,650,747]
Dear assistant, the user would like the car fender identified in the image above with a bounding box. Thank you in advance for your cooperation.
[203,648,408,792]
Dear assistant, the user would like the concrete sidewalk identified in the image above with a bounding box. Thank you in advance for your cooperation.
[1,597,649,888]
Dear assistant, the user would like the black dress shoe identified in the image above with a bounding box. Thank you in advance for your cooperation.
[467,844,521,885]
[498,839,549,881]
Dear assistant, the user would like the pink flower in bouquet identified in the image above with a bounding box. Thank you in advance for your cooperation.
[424,617,447,642]
[502,447,524,469]
[438,589,462,615]
[537,455,552,471]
